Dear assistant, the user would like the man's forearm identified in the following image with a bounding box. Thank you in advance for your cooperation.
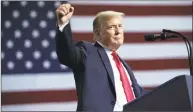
[55,22,84,69]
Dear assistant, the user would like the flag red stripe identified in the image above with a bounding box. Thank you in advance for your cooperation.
[126,59,189,70]
[2,90,77,105]
[2,87,154,105]
[72,5,192,16]
[73,32,192,43]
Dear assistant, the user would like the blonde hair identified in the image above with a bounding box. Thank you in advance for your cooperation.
[93,11,125,41]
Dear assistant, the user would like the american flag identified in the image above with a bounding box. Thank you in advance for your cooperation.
[1,1,192,111]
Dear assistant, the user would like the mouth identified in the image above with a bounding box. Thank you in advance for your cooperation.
[114,37,122,40]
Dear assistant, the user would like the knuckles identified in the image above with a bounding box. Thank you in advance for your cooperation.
[56,3,72,14]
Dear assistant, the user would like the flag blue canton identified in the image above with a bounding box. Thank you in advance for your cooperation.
[1,1,72,74]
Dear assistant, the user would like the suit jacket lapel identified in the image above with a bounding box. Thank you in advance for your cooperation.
[94,42,115,90]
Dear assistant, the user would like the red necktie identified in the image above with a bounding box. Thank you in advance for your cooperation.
[111,51,135,102]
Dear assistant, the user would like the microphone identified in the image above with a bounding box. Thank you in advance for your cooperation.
[145,29,193,75]
[144,32,178,41]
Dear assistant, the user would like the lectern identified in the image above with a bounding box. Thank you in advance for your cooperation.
[123,75,192,111]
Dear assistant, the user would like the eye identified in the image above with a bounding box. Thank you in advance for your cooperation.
[119,24,123,27]
[108,26,113,29]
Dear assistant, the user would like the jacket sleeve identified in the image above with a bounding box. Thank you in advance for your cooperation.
[55,23,86,69]
[138,83,151,96]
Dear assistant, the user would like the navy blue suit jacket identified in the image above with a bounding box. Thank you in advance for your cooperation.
[55,23,148,111]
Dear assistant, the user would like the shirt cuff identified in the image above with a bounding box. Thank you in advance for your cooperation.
[58,20,69,32]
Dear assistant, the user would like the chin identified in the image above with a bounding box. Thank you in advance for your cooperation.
[116,41,123,45]
[112,42,121,50]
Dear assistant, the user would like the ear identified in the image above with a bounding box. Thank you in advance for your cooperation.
[95,30,100,36]
[97,32,100,36]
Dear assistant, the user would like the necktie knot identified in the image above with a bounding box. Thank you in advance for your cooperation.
[111,51,121,65]
[111,51,117,56]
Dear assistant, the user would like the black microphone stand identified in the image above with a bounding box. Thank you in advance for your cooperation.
[162,29,193,76]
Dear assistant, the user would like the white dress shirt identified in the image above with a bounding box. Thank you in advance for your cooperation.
[97,42,135,111]
[59,22,135,111]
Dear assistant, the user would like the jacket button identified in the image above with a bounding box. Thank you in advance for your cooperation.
[111,101,115,105]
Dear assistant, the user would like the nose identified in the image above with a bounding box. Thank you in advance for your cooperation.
[115,26,121,35]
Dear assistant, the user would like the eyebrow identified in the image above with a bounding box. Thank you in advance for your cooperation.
[108,24,122,26]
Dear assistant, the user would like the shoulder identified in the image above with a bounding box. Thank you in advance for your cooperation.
[75,41,97,55]
[75,41,95,49]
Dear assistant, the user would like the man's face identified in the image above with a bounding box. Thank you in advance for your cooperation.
[98,16,124,51]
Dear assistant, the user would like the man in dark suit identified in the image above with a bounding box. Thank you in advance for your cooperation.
[55,3,149,112]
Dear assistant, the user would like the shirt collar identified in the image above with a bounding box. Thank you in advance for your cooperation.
[96,41,114,56]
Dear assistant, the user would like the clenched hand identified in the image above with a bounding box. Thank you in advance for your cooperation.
[56,3,74,26]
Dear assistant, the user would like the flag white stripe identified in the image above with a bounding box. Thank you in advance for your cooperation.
[2,72,75,92]
[71,16,192,32]
[118,42,188,60]
[70,1,192,6]
[2,102,77,111]
[134,69,190,87]
[2,69,189,92]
